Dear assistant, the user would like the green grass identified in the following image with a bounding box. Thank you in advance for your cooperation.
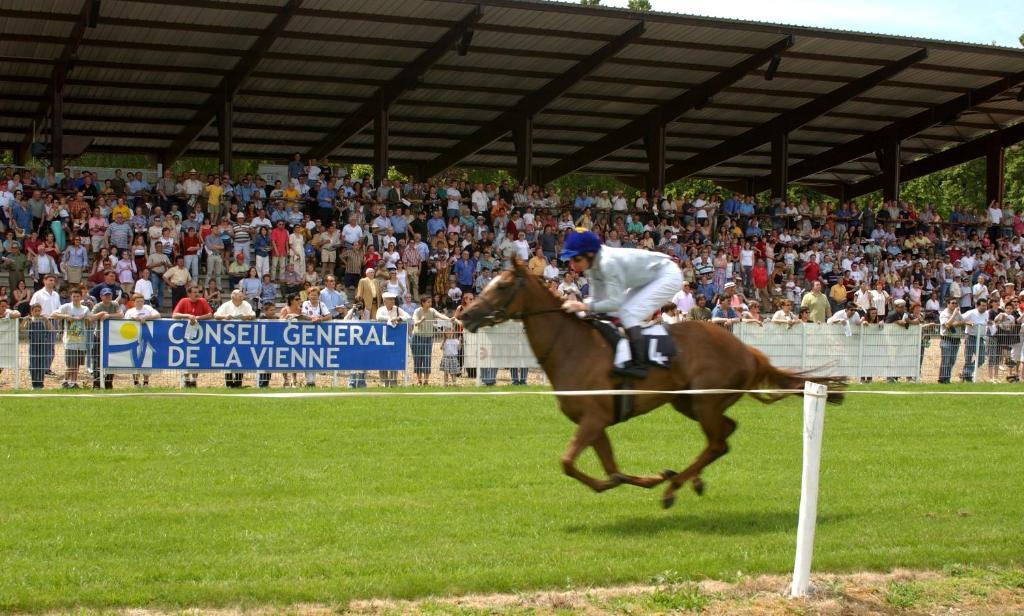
[0,384,1022,610]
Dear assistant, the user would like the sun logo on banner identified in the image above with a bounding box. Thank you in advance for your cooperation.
[103,320,157,369]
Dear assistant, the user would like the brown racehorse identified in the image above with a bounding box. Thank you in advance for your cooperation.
[460,258,844,509]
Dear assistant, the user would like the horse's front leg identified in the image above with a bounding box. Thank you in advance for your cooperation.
[592,430,671,489]
[561,421,622,493]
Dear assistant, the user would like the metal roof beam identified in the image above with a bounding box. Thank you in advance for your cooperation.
[663,48,928,184]
[756,69,1024,192]
[537,36,792,183]
[845,121,1024,199]
[161,0,303,166]
[305,6,482,160]
[419,21,646,178]
[18,0,93,156]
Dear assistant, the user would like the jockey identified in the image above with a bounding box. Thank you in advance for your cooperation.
[559,230,683,378]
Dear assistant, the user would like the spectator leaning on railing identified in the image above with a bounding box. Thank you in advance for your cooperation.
[3,162,1024,387]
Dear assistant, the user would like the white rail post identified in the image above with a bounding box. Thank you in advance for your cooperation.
[791,380,828,598]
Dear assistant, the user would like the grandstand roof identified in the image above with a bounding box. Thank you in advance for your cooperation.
[2,0,1024,193]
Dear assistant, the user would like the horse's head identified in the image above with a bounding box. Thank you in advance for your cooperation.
[460,257,531,333]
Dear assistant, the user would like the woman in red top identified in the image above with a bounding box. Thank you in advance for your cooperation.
[363,244,380,271]
[171,285,213,388]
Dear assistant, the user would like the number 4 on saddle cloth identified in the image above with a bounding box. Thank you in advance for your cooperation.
[588,318,676,370]
[587,317,677,423]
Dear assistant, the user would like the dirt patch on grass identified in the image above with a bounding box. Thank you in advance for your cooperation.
[47,567,1024,615]
[344,567,1024,615]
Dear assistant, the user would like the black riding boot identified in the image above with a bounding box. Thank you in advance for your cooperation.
[612,326,648,379]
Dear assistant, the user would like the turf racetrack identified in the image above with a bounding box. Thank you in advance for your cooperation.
[1,385,1021,610]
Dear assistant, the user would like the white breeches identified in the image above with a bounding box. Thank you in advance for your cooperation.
[616,266,684,328]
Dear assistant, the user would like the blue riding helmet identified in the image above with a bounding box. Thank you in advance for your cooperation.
[559,230,602,260]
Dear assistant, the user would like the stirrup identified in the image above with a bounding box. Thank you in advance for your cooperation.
[612,362,647,379]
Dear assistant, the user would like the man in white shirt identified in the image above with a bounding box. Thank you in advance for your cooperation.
[543,258,560,281]
[445,181,462,218]
[214,289,256,320]
[672,282,696,313]
[611,190,627,212]
[376,292,410,387]
[513,231,530,261]
[959,253,977,275]
[853,281,872,312]
[471,183,489,216]
[971,274,989,303]
[215,290,256,387]
[960,298,989,382]
[250,209,272,232]
[182,169,204,199]
[123,293,161,386]
[826,301,861,326]
[341,215,364,247]
[30,274,62,315]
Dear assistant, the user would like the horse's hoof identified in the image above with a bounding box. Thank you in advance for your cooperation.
[662,469,678,479]
[692,478,705,496]
[662,493,676,509]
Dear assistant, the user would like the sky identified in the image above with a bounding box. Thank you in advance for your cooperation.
[598,0,1024,48]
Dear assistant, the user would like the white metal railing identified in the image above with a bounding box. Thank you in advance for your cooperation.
[0,319,1013,390]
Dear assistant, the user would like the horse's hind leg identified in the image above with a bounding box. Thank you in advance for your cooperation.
[592,431,670,489]
[561,420,622,493]
[662,395,740,509]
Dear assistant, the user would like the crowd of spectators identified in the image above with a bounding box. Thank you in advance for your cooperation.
[1,155,1023,386]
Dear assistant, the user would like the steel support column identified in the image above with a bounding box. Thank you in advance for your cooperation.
[51,83,64,169]
[644,113,666,196]
[373,106,389,186]
[513,115,533,185]
[986,133,1005,204]
[217,92,233,174]
[770,130,788,200]
[879,134,901,202]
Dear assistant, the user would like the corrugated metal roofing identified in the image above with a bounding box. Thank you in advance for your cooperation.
[2,0,1023,191]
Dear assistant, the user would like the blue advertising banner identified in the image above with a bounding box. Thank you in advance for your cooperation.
[101,320,407,371]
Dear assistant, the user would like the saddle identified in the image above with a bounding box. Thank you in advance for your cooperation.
[587,317,677,369]
[586,317,678,425]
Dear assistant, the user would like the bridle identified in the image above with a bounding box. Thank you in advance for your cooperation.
[469,268,566,364]
[472,268,563,322]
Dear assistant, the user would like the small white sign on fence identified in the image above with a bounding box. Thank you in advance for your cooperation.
[0,319,18,369]
[463,322,540,370]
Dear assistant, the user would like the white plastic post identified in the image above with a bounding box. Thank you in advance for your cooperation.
[791,380,828,598]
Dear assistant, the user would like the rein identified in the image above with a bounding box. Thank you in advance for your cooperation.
[473,270,568,365]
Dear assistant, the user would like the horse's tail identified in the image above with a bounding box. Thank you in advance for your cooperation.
[748,347,846,405]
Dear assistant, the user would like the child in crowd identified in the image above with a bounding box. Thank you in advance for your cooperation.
[440,329,461,386]
[447,279,462,307]
[22,303,53,389]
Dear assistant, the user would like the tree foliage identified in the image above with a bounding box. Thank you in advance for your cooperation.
[579,0,601,5]
[627,0,652,11]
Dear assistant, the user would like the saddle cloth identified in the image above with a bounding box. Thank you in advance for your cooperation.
[589,319,677,369]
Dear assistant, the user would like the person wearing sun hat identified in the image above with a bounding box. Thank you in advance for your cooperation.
[376,291,410,387]
[90,286,124,390]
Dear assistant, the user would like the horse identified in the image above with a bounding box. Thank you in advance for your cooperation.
[459,258,844,509]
